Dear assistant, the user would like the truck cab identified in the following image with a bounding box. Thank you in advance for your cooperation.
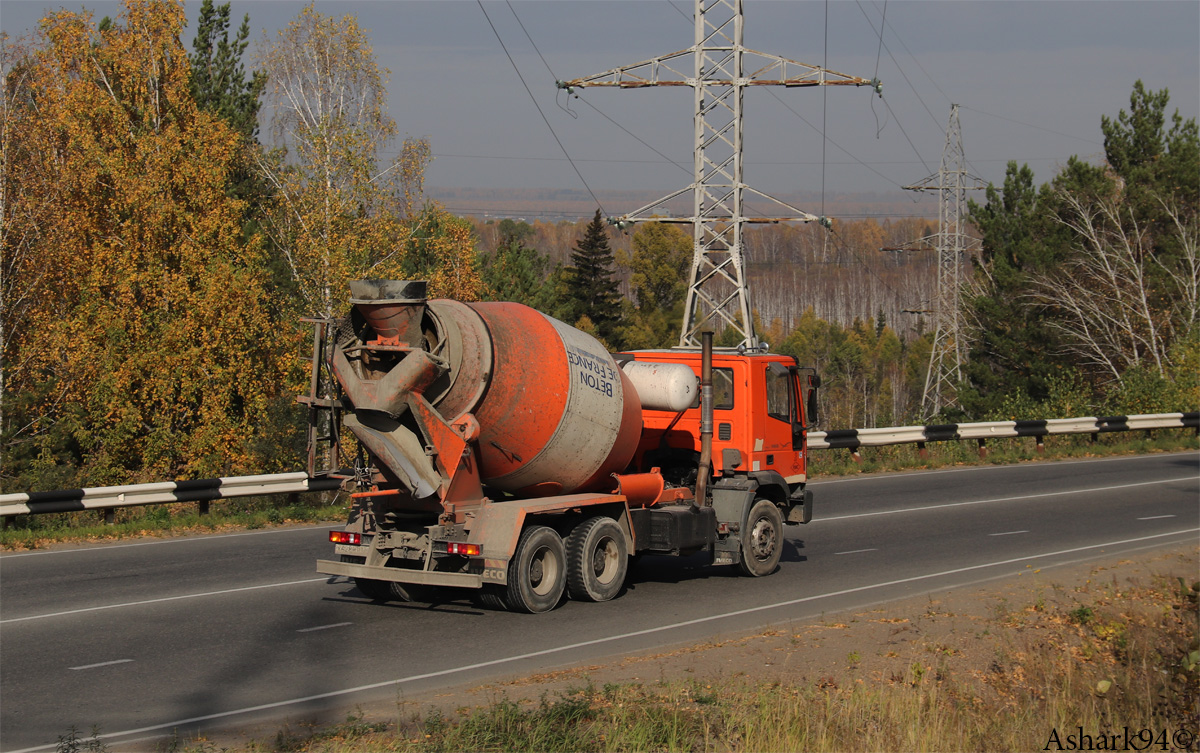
[617,347,818,574]
[623,348,816,503]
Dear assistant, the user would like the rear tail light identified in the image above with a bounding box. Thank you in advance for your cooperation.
[329,531,362,545]
[444,542,480,556]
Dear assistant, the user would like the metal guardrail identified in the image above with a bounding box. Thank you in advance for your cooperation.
[1,413,1194,520]
[0,472,342,519]
[808,412,1199,454]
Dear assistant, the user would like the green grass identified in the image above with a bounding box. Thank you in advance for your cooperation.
[0,493,345,550]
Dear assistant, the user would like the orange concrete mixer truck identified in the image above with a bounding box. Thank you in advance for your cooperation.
[311,279,819,613]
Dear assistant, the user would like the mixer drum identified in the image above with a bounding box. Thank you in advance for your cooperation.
[342,282,643,499]
[437,301,642,496]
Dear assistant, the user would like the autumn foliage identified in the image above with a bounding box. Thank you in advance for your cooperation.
[0,0,488,492]
[1,0,292,487]
[1,1,1194,496]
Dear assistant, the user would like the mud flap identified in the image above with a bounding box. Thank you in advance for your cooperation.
[786,488,813,524]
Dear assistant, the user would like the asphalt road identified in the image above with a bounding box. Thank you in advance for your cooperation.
[2,452,1197,752]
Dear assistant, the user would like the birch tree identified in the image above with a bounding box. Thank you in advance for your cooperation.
[1030,189,1199,381]
[256,4,461,318]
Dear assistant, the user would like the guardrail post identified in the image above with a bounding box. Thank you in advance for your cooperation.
[198,500,210,517]
[1035,435,1045,454]
[916,441,929,459]
[850,448,862,463]
[1090,432,1099,444]
[103,509,115,526]
[977,438,988,459]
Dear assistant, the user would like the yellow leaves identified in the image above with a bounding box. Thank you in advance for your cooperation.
[6,0,288,483]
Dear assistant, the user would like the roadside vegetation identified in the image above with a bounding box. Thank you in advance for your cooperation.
[5,430,1194,551]
[134,552,1197,752]
[4,0,1197,502]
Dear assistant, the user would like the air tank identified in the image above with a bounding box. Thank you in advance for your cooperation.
[337,280,642,499]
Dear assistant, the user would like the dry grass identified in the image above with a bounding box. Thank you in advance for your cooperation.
[172,567,1199,753]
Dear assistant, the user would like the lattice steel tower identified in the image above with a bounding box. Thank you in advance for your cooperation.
[559,0,879,348]
[902,104,986,419]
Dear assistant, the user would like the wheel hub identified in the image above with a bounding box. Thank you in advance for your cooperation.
[750,518,776,560]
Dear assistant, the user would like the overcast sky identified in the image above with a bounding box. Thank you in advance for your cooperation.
[4,0,1198,218]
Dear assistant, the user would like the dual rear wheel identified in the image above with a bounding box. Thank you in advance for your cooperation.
[484,516,629,613]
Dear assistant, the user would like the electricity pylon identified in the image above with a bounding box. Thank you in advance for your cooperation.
[559,0,879,348]
[902,104,987,419]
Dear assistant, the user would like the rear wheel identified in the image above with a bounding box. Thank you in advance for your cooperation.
[566,517,628,602]
[738,499,783,577]
[502,526,566,613]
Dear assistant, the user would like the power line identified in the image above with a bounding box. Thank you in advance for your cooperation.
[440,204,938,221]
[506,1,692,178]
[880,94,932,174]
[476,1,606,214]
[876,4,952,107]
[959,105,1104,147]
[854,0,944,138]
[401,151,1071,167]
[762,89,907,189]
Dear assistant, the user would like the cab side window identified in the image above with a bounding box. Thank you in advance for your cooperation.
[691,368,735,410]
[765,367,791,423]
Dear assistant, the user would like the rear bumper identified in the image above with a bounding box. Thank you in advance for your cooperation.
[317,559,484,589]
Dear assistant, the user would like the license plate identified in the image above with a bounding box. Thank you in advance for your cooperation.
[334,543,368,556]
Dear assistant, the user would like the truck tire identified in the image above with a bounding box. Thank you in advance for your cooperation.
[341,555,435,603]
[738,499,783,577]
[502,525,566,613]
[566,517,628,602]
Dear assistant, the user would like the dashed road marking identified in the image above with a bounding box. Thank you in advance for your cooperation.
[2,578,329,624]
[297,622,352,633]
[10,528,1195,753]
[70,659,133,671]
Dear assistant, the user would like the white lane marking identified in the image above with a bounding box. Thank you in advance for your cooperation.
[1138,514,1177,521]
[0,578,329,624]
[819,476,1197,522]
[988,530,1029,537]
[807,450,1199,487]
[834,548,877,555]
[68,659,133,671]
[297,622,352,633]
[1,525,340,558]
[9,527,1195,753]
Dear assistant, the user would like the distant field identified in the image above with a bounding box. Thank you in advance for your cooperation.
[429,186,936,223]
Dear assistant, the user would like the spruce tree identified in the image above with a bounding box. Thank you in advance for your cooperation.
[189,0,268,206]
[566,210,623,346]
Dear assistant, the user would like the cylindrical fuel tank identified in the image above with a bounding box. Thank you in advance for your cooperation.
[406,298,642,497]
[620,360,698,412]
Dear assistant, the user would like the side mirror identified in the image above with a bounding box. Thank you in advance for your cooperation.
[806,374,820,427]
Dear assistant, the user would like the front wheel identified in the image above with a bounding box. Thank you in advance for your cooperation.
[502,525,567,613]
[738,499,783,577]
[566,517,628,602]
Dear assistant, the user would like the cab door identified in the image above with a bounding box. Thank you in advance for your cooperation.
[762,361,795,458]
